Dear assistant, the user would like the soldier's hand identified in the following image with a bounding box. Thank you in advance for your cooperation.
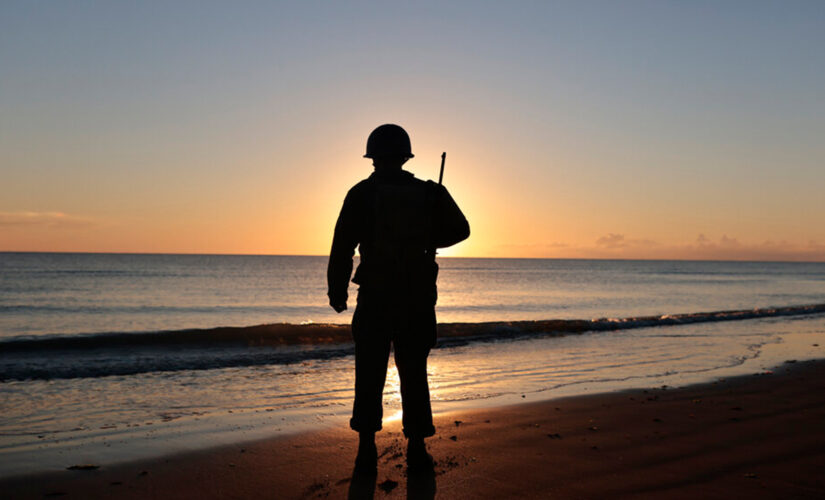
[330,299,347,313]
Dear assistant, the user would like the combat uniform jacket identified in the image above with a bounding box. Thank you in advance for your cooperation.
[327,168,469,345]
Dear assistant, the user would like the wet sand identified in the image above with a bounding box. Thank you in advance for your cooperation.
[3,359,824,499]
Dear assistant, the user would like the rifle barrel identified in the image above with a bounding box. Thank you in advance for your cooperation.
[438,152,446,185]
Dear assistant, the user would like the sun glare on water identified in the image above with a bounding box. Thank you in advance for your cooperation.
[382,364,404,423]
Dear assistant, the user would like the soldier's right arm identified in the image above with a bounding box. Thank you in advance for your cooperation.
[327,188,361,311]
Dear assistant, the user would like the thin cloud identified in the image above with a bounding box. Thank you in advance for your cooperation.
[617,234,825,261]
[807,240,825,252]
[719,234,741,248]
[530,234,825,262]
[595,233,659,250]
[0,211,96,228]
[499,242,570,250]
[595,233,627,249]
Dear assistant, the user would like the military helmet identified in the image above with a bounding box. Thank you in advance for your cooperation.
[364,124,414,159]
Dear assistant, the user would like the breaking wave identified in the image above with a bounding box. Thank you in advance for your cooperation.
[2,303,823,381]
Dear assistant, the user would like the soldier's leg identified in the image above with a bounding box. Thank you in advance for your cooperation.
[394,340,435,472]
[393,303,437,441]
[350,304,392,435]
[393,341,435,440]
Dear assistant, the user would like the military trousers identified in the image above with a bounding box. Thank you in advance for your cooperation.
[349,298,436,439]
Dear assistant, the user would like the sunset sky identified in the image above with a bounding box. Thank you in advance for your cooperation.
[2,1,824,261]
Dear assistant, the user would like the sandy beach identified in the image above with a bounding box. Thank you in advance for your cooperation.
[3,358,823,499]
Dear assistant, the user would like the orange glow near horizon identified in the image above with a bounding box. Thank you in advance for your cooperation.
[4,121,822,261]
[2,144,825,263]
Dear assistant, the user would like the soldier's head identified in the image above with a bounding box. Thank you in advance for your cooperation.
[364,124,413,170]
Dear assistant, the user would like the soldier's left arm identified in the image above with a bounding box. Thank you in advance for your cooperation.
[433,185,470,248]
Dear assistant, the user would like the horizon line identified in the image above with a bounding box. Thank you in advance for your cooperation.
[1,250,824,265]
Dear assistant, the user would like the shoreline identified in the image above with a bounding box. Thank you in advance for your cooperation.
[3,359,824,499]
[4,311,821,483]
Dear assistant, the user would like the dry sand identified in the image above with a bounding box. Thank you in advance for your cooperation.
[3,359,824,499]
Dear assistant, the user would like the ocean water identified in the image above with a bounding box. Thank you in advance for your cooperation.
[1,253,824,477]
[2,254,824,338]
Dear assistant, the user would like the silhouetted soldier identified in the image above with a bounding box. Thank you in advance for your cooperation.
[327,124,470,473]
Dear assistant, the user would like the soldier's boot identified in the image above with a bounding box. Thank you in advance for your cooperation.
[406,438,434,473]
[354,431,377,474]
